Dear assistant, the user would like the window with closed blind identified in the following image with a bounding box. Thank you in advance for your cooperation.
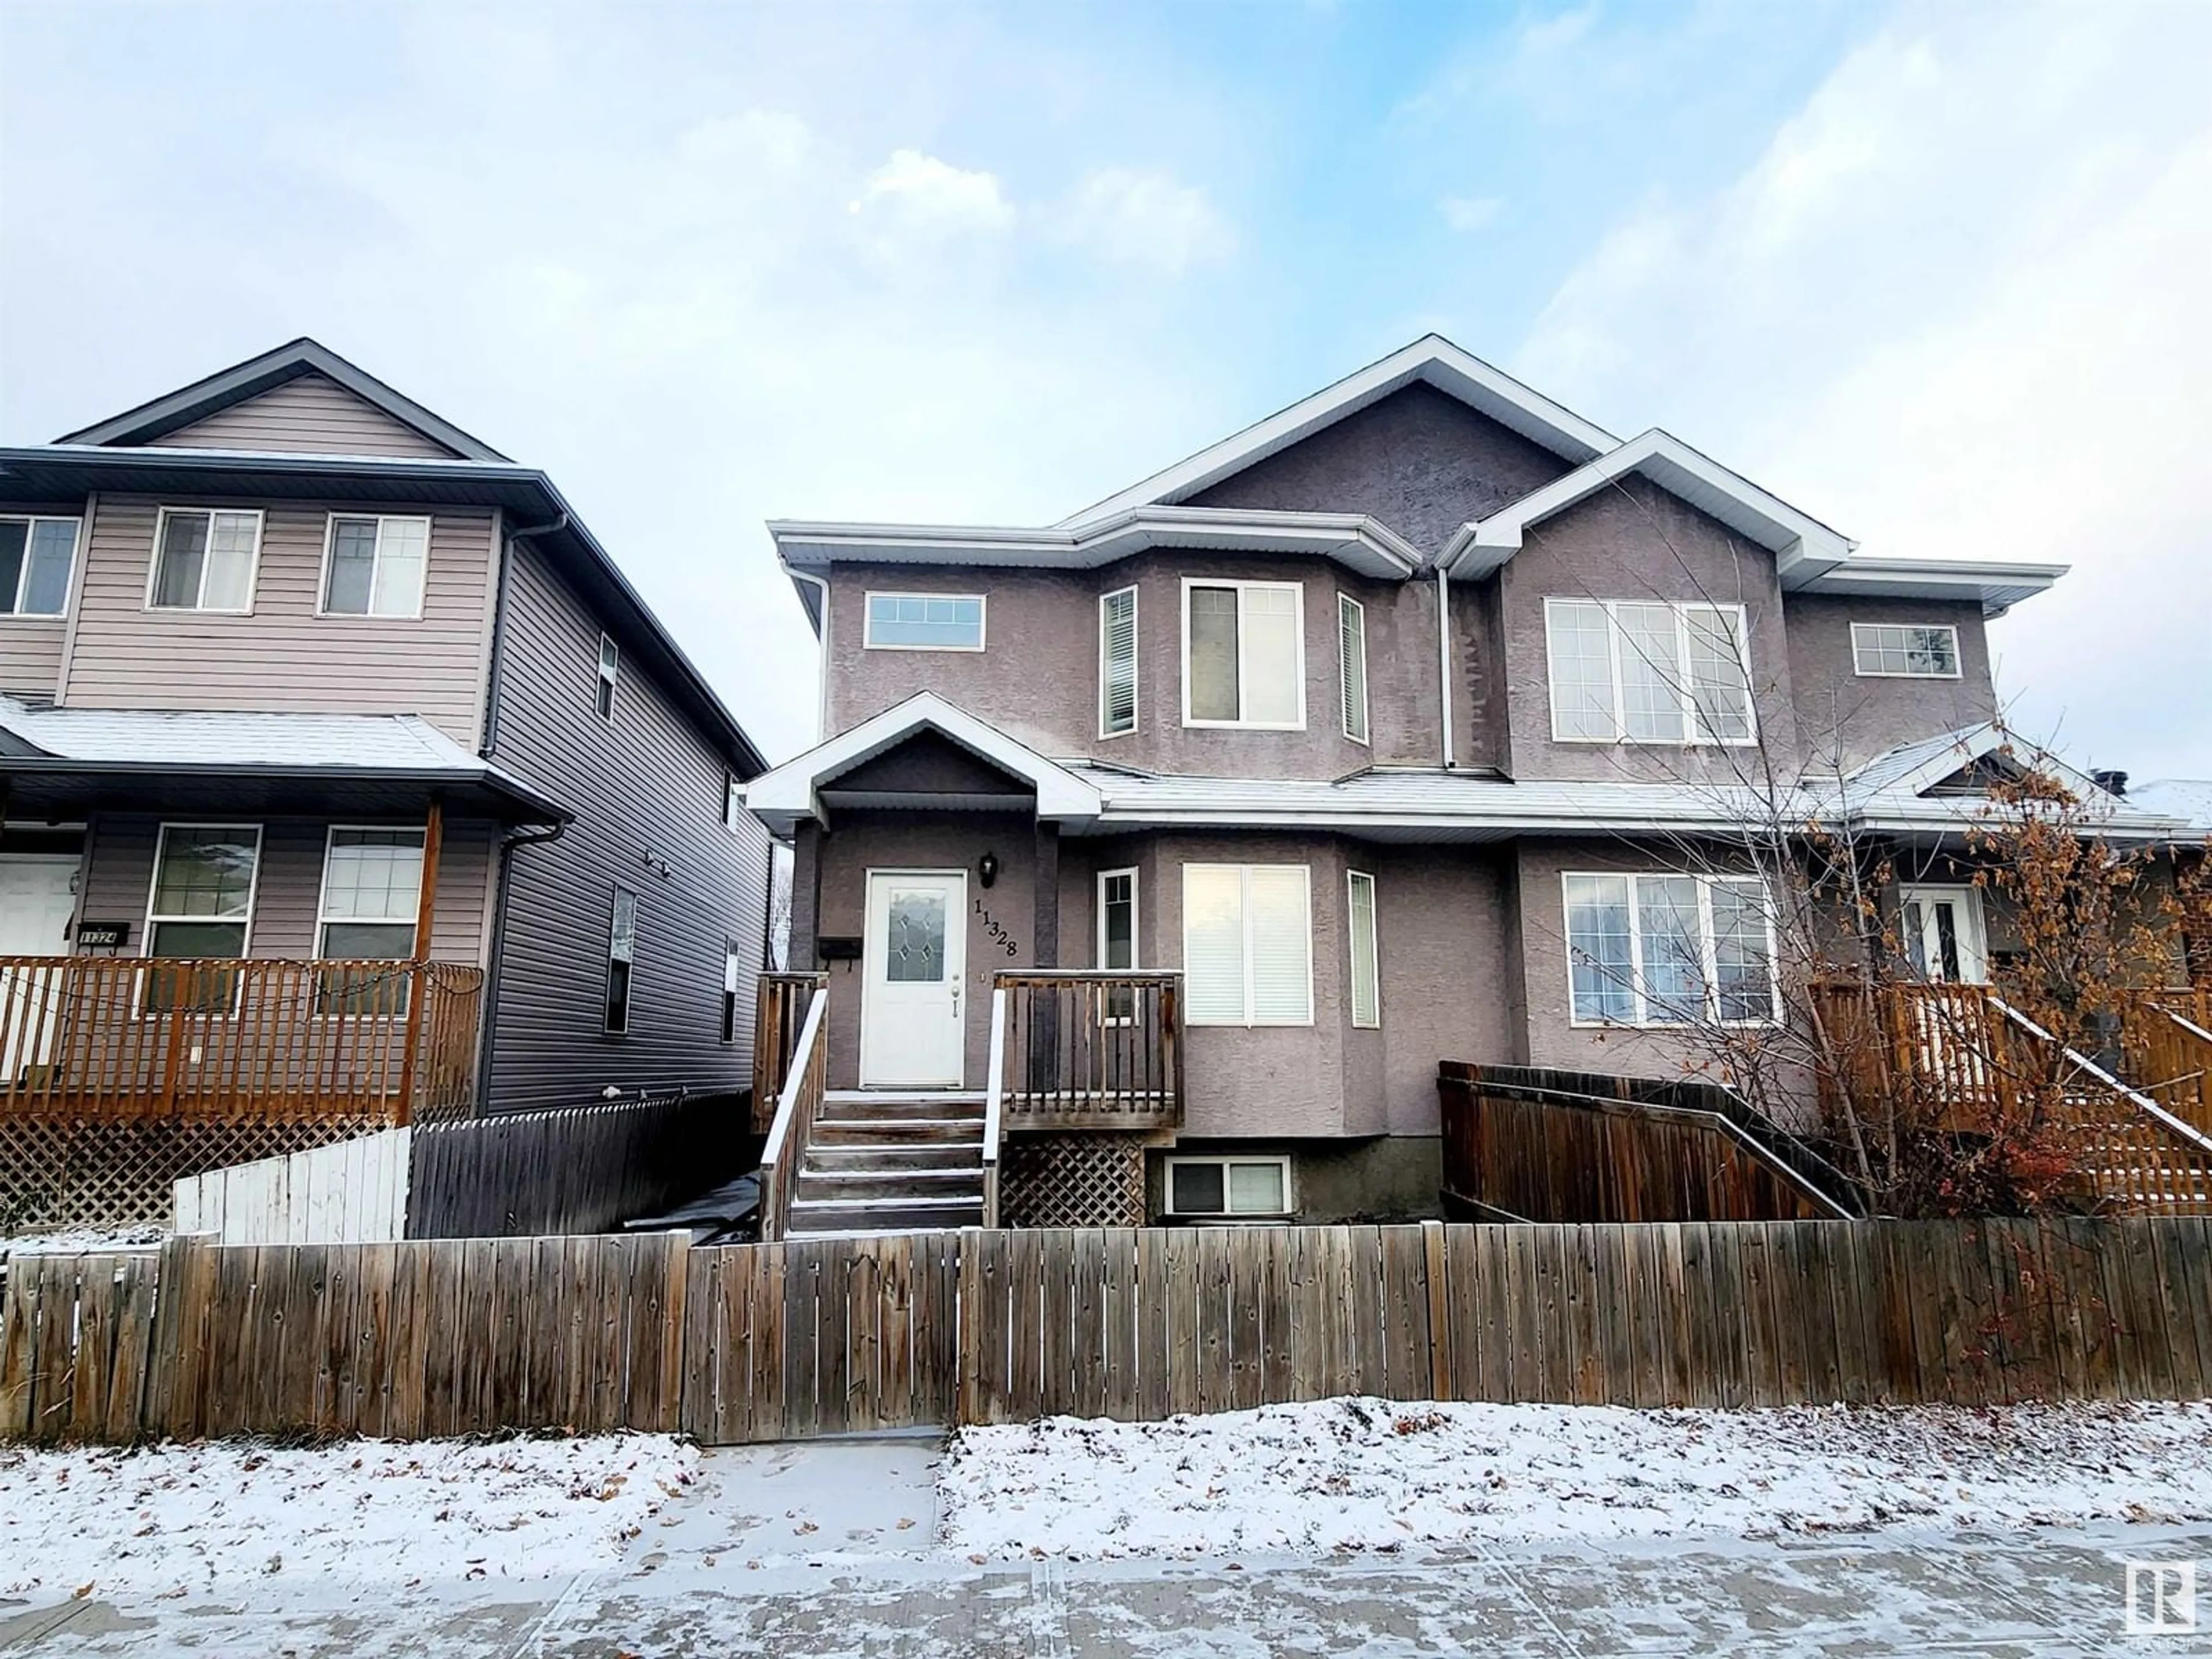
[1181,579,1304,729]
[1181,863,1312,1027]
[1346,870,1380,1027]
[1338,594,1369,744]
[1099,586,1138,737]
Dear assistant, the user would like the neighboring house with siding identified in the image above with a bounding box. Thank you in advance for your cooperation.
[743,335,2189,1234]
[0,339,774,1210]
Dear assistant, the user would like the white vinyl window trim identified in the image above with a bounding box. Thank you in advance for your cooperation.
[1180,578,1306,731]
[863,592,988,652]
[145,507,264,613]
[1851,622,1962,679]
[1338,593,1369,745]
[317,514,431,619]
[314,826,426,958]
[313,826,427,1019]
[0,516,82,618]
[1181,862,1313,1027]
[1099,585,1139,738]
[141,822,263,961]
[1346,870,1380,1028]
[1165,1154,1293,1217]
[1560,870,1781,1029]
[596,632,619,723]
[1097,865,1140,1025]
[1544,596,1756,746]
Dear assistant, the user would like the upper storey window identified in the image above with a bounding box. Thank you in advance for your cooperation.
[1183,579,1303,730]
[1099,586,1138,737]
[865,593,986,651]
[1545,597,1754,746]
[321,514,430,618]
[1851,622,1960,679]
[0,517,78,617]
[148,508,263,613]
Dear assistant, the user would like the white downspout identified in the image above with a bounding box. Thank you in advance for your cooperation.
[1435,565,1455,769]
[787,567,833,743]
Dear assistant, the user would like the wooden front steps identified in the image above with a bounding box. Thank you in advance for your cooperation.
[784,1092,986,1236]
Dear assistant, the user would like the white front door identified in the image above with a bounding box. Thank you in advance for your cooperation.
[1,856,81,1080]
[861,870,967,1089]
[1900,884,1990,984]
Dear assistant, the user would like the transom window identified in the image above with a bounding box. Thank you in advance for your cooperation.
[143,825,262,1012]
[1545,597,1754,745]
[149,509,263,613]
[0,517,80,618]
[1099,586,1138,737]
[1183,863,1312,1027]
[321,515,430,618]
[865,593,986,651]
[1166,1156,1291,1218]
[316,828,426,1016]
[1183,579,1304,729]
[1563,872,1778,1027]
[1851,622,1960,679]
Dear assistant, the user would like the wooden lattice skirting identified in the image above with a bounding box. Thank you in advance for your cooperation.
[1002,1133,1149,1228]
[0,1115,392,1233]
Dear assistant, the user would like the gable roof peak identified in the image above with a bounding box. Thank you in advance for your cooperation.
[1057,333,1619,529]
[54,337,511,463]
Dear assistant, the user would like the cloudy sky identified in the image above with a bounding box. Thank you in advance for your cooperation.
[4,0,2207,777]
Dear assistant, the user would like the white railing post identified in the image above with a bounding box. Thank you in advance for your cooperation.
[982,986,1007,1228]
[758,987,828,1241]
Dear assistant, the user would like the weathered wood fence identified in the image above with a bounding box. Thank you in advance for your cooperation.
[7,1219,2211,1447]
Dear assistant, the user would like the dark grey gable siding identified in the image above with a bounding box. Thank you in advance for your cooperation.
[482,539,771,1112]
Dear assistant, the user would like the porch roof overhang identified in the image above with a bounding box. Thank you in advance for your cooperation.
[0,698,570,824]
[742,692,1104,834]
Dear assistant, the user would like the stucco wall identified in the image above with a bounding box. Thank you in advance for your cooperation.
[1786,594,1998,772]
[1494,477,1798,783]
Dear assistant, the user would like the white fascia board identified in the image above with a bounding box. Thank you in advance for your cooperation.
[1053,336,1618,529]
[1440,429,1855,578]
[743,691,1103,826]
[770,506,1422,579]
[1792,557,2068,617]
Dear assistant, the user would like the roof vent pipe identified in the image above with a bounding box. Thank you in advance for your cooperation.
[2092,768,2128,797]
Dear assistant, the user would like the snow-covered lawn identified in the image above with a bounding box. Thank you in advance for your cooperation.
[0,1433,700,1598]
[940,1397,2212,1559]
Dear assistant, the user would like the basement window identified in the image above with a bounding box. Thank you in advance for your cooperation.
[1166,1156,1291,1218]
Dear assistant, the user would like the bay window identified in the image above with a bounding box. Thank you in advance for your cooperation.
[1563,871,1778,1027]
[1545,597,1754,744]
[1183,579,1304,729]
[1182,863,1312,1026]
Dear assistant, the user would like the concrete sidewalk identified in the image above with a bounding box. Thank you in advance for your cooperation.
[6,1518,2208,1656]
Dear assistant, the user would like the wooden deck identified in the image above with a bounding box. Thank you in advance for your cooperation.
[994,971,1184,1131]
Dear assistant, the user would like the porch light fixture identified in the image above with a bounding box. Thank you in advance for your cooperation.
[978,851,999,889]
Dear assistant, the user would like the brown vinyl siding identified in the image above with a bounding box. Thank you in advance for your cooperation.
[480,539,771,1112]
[56,495,497,746]
[153,374,461,459]
[77,813,494,963]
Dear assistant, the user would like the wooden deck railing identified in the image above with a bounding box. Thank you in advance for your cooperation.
[756,985,827,1243]
[752,971,827,1132]
[2123,988,2212,1142]
[993,971,1183,1130]
[0,956,482,1124]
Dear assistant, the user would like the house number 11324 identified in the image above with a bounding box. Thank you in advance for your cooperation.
[973,897,1020,956]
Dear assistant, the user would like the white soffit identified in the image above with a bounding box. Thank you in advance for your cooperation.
[769,506,1422,580]
[1794,557,2067,617]
[1440,429,1857,579]
[745,692,1103,827]
[1052,335,1619,529]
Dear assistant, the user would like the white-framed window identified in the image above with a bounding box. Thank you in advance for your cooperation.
[605,887,638,1034]
[0,516,81,618]
[596,633,619,722]
[721,942,743,1044]
[1851,622,1961,679]
[1338,593,1369,744]
[1182,863,1312,1027]
[1562,871,1779,1028]
[1346,870,1380,1028]
[1166,1155,1291,1218]
[1181,579,1305,730]
[147,507,263,613]
[1544,597,1755,745]
[142,824,262,1013]
[864,592,986,651]
[319,514,430,618]
[1099,585,1138,737]
[1097,866,1139,1023]
[315,827,426,1016]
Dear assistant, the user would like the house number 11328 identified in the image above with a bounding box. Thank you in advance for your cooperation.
[973,897,1020,956]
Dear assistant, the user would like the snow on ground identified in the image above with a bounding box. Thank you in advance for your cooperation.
[0,1225,166,1257]
[0,1433,700,1598]
[940,1396,2212,1559]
